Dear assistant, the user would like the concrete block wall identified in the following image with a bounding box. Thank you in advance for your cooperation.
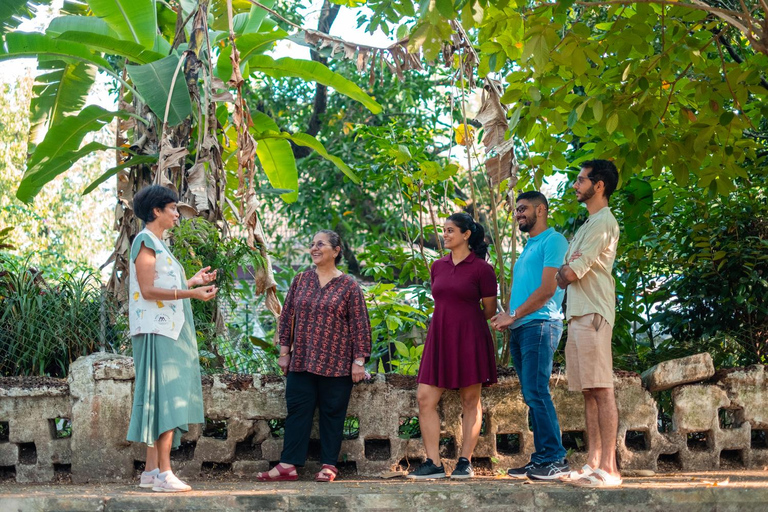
[0,354,766,483]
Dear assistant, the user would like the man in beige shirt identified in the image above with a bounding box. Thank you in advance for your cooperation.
[556,159,621,487]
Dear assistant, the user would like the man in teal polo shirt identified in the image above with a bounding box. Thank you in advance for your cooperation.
[491,191,569,480]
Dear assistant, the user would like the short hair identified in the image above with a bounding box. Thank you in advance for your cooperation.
[316,229,343,265]
[516,191,549,210]
[133,185,179,223]
[582,159,619,200]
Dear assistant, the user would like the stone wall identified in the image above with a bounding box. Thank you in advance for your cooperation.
[0,353,766,483]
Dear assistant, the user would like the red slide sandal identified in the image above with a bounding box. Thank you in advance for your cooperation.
[315,464,338,482]
[256,463,298,482]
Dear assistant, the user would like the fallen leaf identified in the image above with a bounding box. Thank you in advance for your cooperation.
[380,470,406,479]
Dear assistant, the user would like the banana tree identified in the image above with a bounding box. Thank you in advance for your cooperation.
[0,0,381,320]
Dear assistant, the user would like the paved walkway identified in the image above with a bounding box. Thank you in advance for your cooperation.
[1,471,767,511]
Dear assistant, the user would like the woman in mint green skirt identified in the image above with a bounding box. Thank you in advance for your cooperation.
[127,185,218,493]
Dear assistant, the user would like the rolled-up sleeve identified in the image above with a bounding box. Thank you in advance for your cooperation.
[348,284,372,361]
[569,226,618,279]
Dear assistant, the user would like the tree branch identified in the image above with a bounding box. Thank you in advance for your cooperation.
[715,29,768,90]
[291,0,340,159]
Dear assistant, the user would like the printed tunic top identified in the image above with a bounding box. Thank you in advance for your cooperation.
[278,270,372,377]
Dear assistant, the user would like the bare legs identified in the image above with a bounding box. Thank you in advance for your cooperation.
[144,429,174,473]
[458,384,482,460]
[582,388,619,477]
[417,383,484,464]
[417,384,445,464]
[145,446,158,472]
[583,392,601,469]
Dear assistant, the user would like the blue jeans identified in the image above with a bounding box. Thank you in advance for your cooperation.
[509,319,566,464]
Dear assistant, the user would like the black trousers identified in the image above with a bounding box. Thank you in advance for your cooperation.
[280,371,354,467]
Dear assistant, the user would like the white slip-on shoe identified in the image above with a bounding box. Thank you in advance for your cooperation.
[561,464,594,482]
[152,472,192,492]
[570,468,622,488]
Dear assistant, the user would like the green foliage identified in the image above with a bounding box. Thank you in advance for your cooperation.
[365,282,431,375]
[250,55,383,114]
[3,0,379,206]
[16,105,126,203]
[29,59,96,144]
[363,0,768,192]
[0,0,38,34]
[86,0,158,49]
[0,77,114,268]
[1,31,113,72]
[253,129,360,184]
[215,29,288,81]
[53,30,165,64]
[249,111,299,203]
[126,54,193,126]
[168,218,280,373]
[350,0,768,372]
[398,416,421,439]
[0,257,127,377]
[643,176,768,366]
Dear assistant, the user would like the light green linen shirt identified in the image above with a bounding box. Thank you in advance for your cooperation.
[564,207,620,326]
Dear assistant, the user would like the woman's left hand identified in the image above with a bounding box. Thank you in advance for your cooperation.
[189,266,217,288]
[351,362,367,383]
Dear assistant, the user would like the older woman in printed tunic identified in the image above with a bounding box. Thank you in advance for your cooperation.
[256,230,371,482]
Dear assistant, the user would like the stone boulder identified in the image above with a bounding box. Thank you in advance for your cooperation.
[641,352,715,392]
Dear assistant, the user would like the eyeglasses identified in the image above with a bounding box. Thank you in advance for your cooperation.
[309,241,330,249]
[575,176,596,184]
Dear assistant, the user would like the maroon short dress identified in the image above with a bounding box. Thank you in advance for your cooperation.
[417,252,498,390]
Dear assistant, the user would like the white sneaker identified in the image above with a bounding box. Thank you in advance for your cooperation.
[139,469,159,488]
[152,472,192,492]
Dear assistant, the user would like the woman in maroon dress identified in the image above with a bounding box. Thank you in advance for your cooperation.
[407,213,498,480]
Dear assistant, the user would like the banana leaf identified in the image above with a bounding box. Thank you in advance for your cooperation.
[126,54,193,126]
[29,59,96,145]
[18,106,126,203]
[249,55,383,114]
[86,0,157,49]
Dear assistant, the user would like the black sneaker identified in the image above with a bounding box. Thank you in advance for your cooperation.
[406,458,446,479]
[526,459,570,480]
[450,457,474,479]
[507,461,536,479]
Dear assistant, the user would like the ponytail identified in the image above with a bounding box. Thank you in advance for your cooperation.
[447,212,489,259]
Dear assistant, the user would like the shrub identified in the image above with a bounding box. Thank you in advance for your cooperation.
[0,256,126,377]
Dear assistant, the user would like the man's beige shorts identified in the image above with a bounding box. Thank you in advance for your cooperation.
[565,313,614,391]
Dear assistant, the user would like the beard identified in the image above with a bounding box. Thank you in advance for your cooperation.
[518,212,537,232]
[577,184,596,203]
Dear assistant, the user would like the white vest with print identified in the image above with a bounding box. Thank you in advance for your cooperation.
[129,229,185,340]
